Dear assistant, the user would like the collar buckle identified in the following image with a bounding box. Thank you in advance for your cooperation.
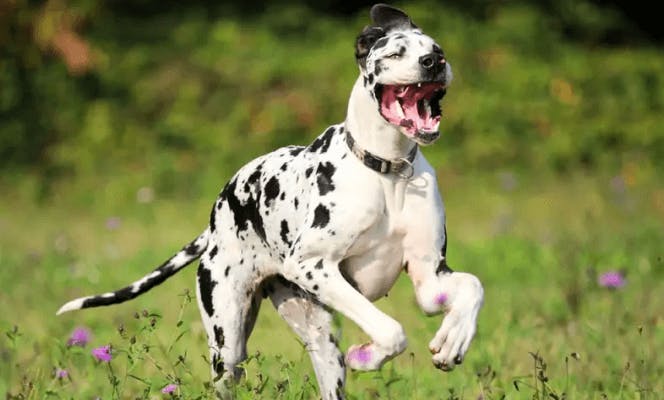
[394,157,414,180]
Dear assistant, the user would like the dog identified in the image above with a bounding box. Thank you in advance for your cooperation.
[57,4,484,399]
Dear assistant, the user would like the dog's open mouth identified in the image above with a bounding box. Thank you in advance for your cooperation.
[377,82,446,138]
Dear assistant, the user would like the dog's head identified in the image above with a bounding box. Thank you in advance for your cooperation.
[355,4,452,145]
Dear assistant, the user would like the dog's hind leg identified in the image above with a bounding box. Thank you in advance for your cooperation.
[267,276,346,400]
[196,253,263,397]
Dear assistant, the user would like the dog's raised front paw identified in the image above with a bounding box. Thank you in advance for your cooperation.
[428,275,483,371]
[428,310,475,371]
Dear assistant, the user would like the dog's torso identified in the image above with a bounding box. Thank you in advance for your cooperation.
[208,120,445,302]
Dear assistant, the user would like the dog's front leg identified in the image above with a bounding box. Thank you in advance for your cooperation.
[282,257,407,371]
[406,258,483,371]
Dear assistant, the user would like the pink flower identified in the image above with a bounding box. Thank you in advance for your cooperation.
[67,327,91,347]
[105,217,122,230]
[55,368,68,379]
[161,383,178,394]
[91,345,112,362]
[598,271,626,289]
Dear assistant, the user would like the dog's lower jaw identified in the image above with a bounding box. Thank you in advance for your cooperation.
[346,76,416,162]
[413,130,440,146]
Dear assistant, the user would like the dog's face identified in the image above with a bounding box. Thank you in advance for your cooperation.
[356,4,452,145]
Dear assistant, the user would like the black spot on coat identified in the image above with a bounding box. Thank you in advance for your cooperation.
[197,263,217,317]
[374,60,383,75]
[212,354,224,375]
[328,333,338,344]
[436,259,453,276]
[280,220,292,247]
[309,127,335,153]
[311,204,330,228]
[213,325,225,347]
[289,146,305,156]
[184,242,199,255]
[209,206,217,232]
[244,166,262,193]
[222,178,267,243]
[264,176,280,207]
[316,162,336,196]
[209,246,218,259]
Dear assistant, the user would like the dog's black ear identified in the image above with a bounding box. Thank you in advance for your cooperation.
[370,4,418,31]
[355,26,385,69]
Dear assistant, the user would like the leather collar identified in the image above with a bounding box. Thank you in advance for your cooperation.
[345,130,417,179]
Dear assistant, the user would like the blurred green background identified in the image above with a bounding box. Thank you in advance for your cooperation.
[1,0,663,398]
[2,0,663,203]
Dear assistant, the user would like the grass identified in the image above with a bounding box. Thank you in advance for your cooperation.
[1,168,662,399]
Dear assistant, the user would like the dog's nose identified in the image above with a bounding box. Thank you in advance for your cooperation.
[419,53,444,70]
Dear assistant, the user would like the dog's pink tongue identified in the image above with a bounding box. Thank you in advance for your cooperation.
[380,84,441,135]
[399,84,440,132]
[380,86,406,127]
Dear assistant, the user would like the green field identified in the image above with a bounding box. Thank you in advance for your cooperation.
[1,1,664,399]
[2,171,662,399]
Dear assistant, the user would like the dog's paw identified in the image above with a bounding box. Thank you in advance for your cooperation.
[428,276,483,371]
[428,309,476,371]
[346,343,384,371]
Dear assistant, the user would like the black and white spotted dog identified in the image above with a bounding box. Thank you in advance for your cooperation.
[58,4,483,399]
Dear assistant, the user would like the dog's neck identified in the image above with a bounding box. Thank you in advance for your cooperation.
[344,76,415,161]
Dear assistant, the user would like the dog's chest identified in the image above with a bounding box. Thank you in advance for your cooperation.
[342,236,404,301]
[340,180,411,301]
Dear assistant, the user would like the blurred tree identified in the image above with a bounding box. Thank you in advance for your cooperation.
[0,0,662,184]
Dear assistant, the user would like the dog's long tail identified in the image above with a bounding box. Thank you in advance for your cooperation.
[56,229,210,315]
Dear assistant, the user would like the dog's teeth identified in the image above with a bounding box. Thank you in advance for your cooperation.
[417,82,422,88]
[396,102,405,119]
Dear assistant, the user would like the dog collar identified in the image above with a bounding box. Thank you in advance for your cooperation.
[345,130,417,179]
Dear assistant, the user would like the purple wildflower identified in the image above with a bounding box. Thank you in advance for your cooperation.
[67,327,91,347]
[55,368,68,379]
[598,271,626,289]
[91,345,112,362]
[161,383,178,394]
[105,217,122,230]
